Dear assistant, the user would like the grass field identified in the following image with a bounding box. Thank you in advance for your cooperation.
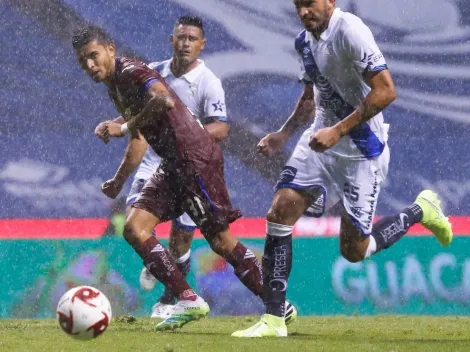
[1,316,470,352]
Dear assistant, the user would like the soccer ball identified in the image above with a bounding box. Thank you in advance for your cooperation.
[56,286,112,340]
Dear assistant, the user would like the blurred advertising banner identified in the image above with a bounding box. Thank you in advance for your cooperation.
[1,237,470,319]
[1,217,470,239]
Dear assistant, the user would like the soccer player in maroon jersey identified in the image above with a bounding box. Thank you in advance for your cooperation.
[72,25,270,331]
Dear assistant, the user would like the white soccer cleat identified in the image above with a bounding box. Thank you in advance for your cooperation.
[150,302,175,319]
[156,296,210,331]
[139,267,158,291]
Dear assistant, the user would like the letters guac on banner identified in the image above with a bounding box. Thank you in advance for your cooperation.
[0,237,469,319]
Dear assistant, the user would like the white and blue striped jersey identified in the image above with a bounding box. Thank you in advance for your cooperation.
[134,59,227,180]
[296,8,389,160]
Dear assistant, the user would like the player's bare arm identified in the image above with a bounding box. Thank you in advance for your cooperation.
[309,70,396,152]
[336,69,396,136]
[95,116,125,143]
[204,120,229,142]
[258,82,315,157]
[101,131,148,199]
[105,82,175,137]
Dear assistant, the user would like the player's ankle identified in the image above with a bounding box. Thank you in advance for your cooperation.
[178,289,197,301]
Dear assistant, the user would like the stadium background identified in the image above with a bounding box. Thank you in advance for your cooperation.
[1,0,470,319]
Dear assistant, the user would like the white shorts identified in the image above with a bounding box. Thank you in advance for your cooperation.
[276,126,390,235]
[126,177,197,231]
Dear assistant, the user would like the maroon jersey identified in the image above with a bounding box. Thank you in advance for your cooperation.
[108,57,217,173]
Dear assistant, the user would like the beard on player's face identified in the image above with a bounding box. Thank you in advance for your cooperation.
[296,0,332,33]
[302,10,329,32]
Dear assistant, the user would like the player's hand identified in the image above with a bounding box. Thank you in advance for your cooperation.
[94,121,110,144]
[257,131,289,157]
[105,121,125,138]
[101,178,123,199]
[309,127,341,152]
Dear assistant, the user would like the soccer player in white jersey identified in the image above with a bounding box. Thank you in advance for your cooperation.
[96,16,229,318]
[233,0,453,338]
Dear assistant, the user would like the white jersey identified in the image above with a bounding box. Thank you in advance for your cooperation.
[134,59,227,180]
[296,8,389,160]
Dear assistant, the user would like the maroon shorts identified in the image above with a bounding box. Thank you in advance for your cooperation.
[132,152,241,234]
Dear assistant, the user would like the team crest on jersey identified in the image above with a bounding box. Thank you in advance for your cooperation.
[325,42,334,56]
[188,83,197,96]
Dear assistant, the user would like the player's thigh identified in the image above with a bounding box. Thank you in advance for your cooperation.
[182,159,241,236]
[126,207,160,234]
[337,146,389,236]
[274,133,338,224]
[125,178,147,217]
[337,147,390,254]
[132,171,179,225]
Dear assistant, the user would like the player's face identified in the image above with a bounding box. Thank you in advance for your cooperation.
[171,25,206,66]
[293,0,335,33]
[75,41,116,83]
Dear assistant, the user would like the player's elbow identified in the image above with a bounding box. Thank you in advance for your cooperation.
[150,94,175,112]
[217,124,229,141]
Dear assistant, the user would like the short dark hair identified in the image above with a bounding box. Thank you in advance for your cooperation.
[175,16,205,37]
[72,25,112,50]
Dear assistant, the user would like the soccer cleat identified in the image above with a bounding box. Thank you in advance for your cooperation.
[150,302,174,319]
[155,296,209,331]
[231,314,287,337]
[414,190,453,246]
[284,301,297,325]
[139,267,158,291]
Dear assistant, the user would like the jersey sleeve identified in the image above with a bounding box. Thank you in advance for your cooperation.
[341,20,388,74]
[203,79,227,123]
[119,60,160,92]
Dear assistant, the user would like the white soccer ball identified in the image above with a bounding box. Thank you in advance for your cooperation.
[56,286,112,340]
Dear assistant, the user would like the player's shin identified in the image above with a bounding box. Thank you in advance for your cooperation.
[225,242,264,298]
[159,250,191,304]
[141,236,196,300]
[262,222,294,317]
[367,204,423,257]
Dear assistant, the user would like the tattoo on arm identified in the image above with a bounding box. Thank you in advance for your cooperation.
[280,85,315,135]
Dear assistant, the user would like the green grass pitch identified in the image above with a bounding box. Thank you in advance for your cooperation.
[1,316,470,352]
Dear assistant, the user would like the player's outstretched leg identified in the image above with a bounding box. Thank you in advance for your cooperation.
[232,189,311,338]
[344,190,452,262]
[124,208,210,330]
[414,190,452,246]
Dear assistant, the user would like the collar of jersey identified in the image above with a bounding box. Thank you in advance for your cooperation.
[305,7,342,43]
[159,58,205,83]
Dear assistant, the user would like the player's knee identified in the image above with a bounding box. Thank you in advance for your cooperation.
[267,202,292,224]
[123,222,137,247]
[208,237,224,256]
[123,217,144,247]
[267,190,306,224]
[206,231,235,257]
